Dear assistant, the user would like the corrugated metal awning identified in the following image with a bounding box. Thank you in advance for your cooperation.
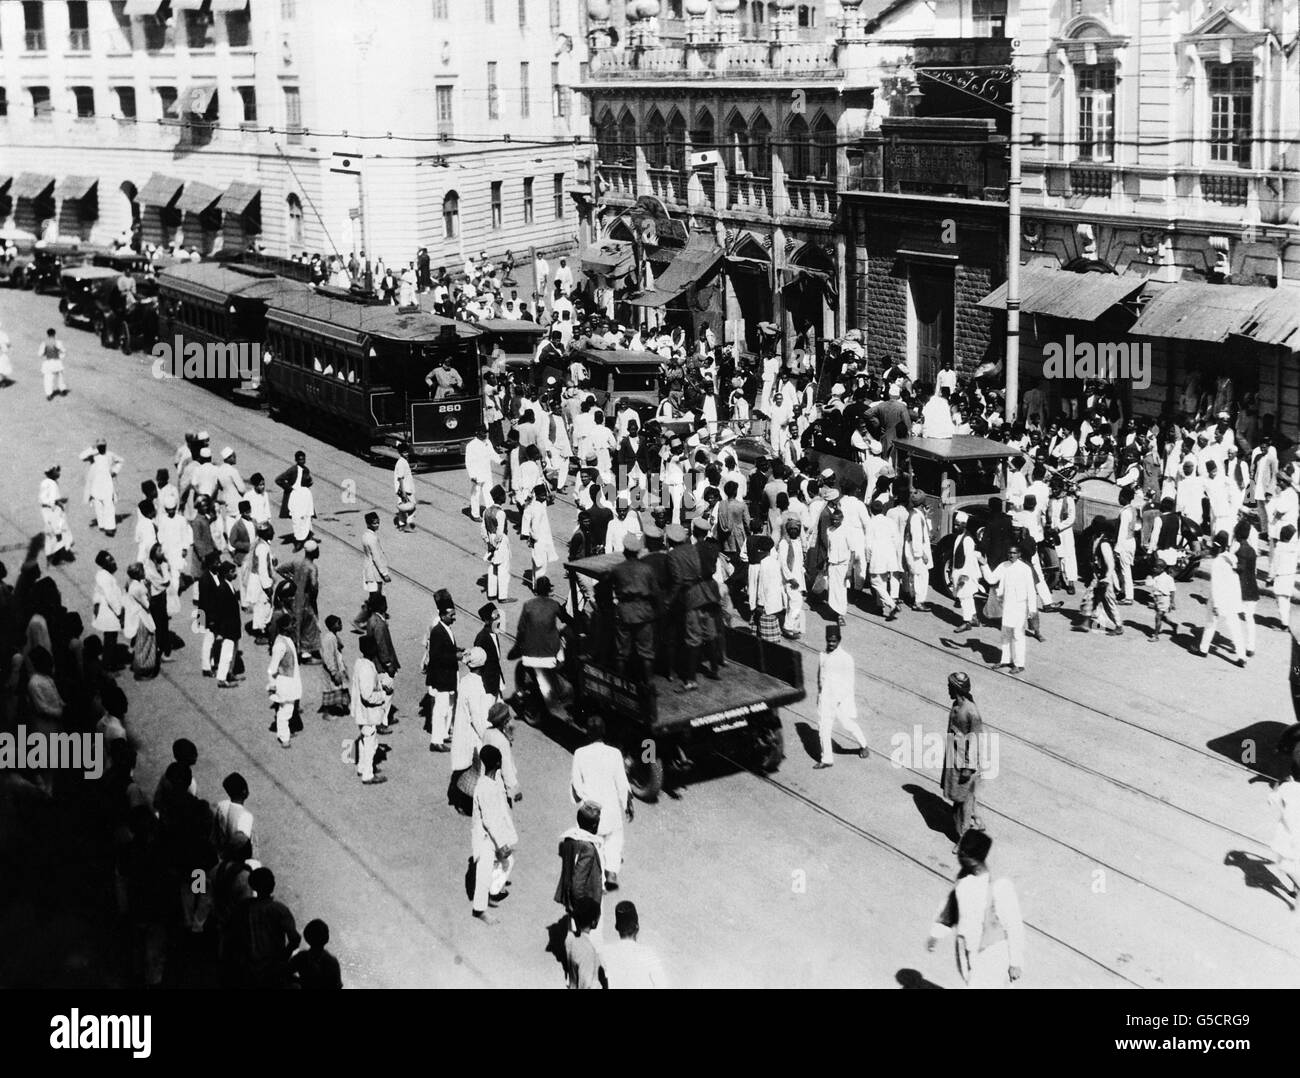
[176,180,223,215]
[1233,282,1300,349]
[977,265,1146,321]
[1129,281,1276,343]
[10,172,55,200]
[138,173,184,207]
[54,175,98,200]
[628,232,723,308]
[217,181,260,215]
[580,239,634,277]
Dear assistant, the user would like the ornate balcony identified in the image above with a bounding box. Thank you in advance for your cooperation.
[1201,172,1249,207]
[785,178,836,219]
[602,163,639,199]
[587,39,841,81]
[728,174,772,213]
[1069,166,1114,199]
[646,166,685,205]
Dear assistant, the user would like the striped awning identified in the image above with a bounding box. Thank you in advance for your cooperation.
[217,181,260,215]
[176,180,223,215]
[138,173,185,207]
[10,172,55,200]
[55,175,98,200]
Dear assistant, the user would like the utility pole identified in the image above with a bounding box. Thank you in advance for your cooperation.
[1005,41,1021,423]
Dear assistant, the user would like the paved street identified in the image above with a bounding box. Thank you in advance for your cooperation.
[1,286,1297,989]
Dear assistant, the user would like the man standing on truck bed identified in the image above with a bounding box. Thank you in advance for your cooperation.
[610,533,660,684]
[666,523,719,691]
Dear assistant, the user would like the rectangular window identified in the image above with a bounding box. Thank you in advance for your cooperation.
[67,1,91,51]
[185,10,216,49]
[487,61,498,119]
[1076,63,1116,162]
[31,86,53,120]
[226,8,251,47]
[432,0,448,17]
[579,62,589,114]
[522,177,534,224]
[114,85,137,119]
[1208,61,1253,167]
[436,85,453,136]
[552,62,570,119]
[491,181,503,229]
[158,86,179,120]
[553,173,564,219]
[972,0,1007,38]
[72,86,95,119]
[0,89,8,119]
[109,0,134,50]
[143,2,174,51]
[520,62,530,118]
[518,0,526,27]
[23,1,46,51]
[281,0,296,18]
[550,0,562,28]
[485,0,494,22]
[284,86,302,143]
[237,85,257,123]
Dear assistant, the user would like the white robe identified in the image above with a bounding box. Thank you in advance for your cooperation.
[39,478,73,555]
[450,671,491,772]
[92,569,125,633]
[287,485,315,541]
[983,559,1036,630]
[82,450,123,531]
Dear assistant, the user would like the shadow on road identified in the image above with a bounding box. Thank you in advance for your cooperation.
[902,783,957,841]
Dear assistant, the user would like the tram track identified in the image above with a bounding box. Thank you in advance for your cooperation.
[39,353,1296,982]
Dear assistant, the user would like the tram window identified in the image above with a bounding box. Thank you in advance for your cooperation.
[609,367,657,393]
[419,341,476,399]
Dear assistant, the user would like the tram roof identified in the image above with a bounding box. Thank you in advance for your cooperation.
[157,261,311,307]
[265,291,484,348]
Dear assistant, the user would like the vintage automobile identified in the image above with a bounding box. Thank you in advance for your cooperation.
[510,553,806,801]
[96,277,160,355]
[57,265,122,330]
[0,236,37,289]
[31,241,101,294]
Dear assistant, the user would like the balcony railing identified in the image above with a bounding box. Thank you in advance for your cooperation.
[1202,172,1249,206]
[601,163,638,198]
[67,28,91,52]
[589,39,840,79]
[25,29,47,52]
[647,166,685,205]
[697,171,715,209]
[728,174,771,213]
[785,178,836,219]
[1069,166,1114,198]
[848,120,1009,202]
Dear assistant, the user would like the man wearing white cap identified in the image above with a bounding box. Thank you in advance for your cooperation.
[39,465,75,564]
[1268,467,1298,568]
[80,439,124,536]
[287,474,315,546]
[815,623,869,768]
[216,448,245,516]
[464,426,500,522]
[449,646,492,813]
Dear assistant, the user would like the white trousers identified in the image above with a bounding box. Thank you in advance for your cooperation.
[273,701,294,745]
[870,572,899,614]
[291,514,311,542]
[472,850,514,912]
[1116,548,1135,600]
[91,497,116,533]
[43,368,67,398]
[356,725,378,781]
[1199,608,1245,657]
[1241,600,1258,654]
[827,561,849,616]
[819,698,867,764]
[908,566,929,607]
[598,818,625,875]
[1029,553,1054,606]
[999,625,1026,668]
[468,478,489,520]
[429,689,454,744]
[1055,538,1078,584]
[1276,574,1295,626]
[487,547,511,600]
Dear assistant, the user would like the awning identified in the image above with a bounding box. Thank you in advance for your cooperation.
[169,0,207,9]
[580,239,634,277]
[210,0,250,10]
[724,255,769,275]
[176,180,223,215]
[977,265,1146,321]
[628,232,723,308]
[123,0,166,14]
[55,175,98,201]
[10,172,55,200]
[218,181,260,215]
[138,173,184,206]
[181,83,218,115]
[1129,281,1276,343]
[1236,283,1300,350]
[0,174,13,192]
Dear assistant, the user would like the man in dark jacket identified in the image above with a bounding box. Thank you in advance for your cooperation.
[274,451,310,520]
[424,591,460,751]
[210,561,243,687]
[978,497,1016,570]
[666,524,718,690]
[610,533,660,683]
[197,550,222,677]
[474,601,505,699]
[363,592,399,727]
[554,801,605,932]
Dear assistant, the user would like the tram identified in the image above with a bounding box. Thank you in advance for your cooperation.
[262,291,485,464]
[154,261,312,401]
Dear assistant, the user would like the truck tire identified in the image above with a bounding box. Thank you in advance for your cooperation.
[100,322,115,349]
[119,325,133,355]
[624,749,664,803]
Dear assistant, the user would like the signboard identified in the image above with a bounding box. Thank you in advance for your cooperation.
[580,661,645,719]
[410,397,480,447]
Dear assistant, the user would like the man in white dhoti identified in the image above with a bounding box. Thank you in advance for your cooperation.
[904,494,933,612]
[39,465,75,564]
[244,522,276,642]
[824,506,852,626]
[570,716,633,888]
[928,829,1025,988]
[865,501,903,621]
[287,474,315,545]
[1199,531,1247,666]
[470,745,517,922]
[393,442,416,531]
[520,483,557,589]
[981,544,1036,673]
[464,426,499,522]
[80,439,124,536]
[951,516,981,632]
[814,623,869,769]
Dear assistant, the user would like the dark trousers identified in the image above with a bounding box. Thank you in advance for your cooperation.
[148,592,171,656]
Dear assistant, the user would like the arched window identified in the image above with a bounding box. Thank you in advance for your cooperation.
[726,110,749,174]
[750,111,772,176]
[749,0,763,30]
[784,114,810,178]
[812,114,837,180]
[691,107,714,155]
[797,4,814,28]
[286,193,303,246]
[442,190,459,238]
[596,109,618,159]
[618,108,637,164]
[667,108,687,171]
[646,108,667,169]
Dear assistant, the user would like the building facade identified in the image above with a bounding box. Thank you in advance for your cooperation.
[1012,0,1300,432]
[580,0,1013,369]
[0,0,591,273]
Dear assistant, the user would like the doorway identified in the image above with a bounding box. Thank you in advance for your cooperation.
[909,266,954,384]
